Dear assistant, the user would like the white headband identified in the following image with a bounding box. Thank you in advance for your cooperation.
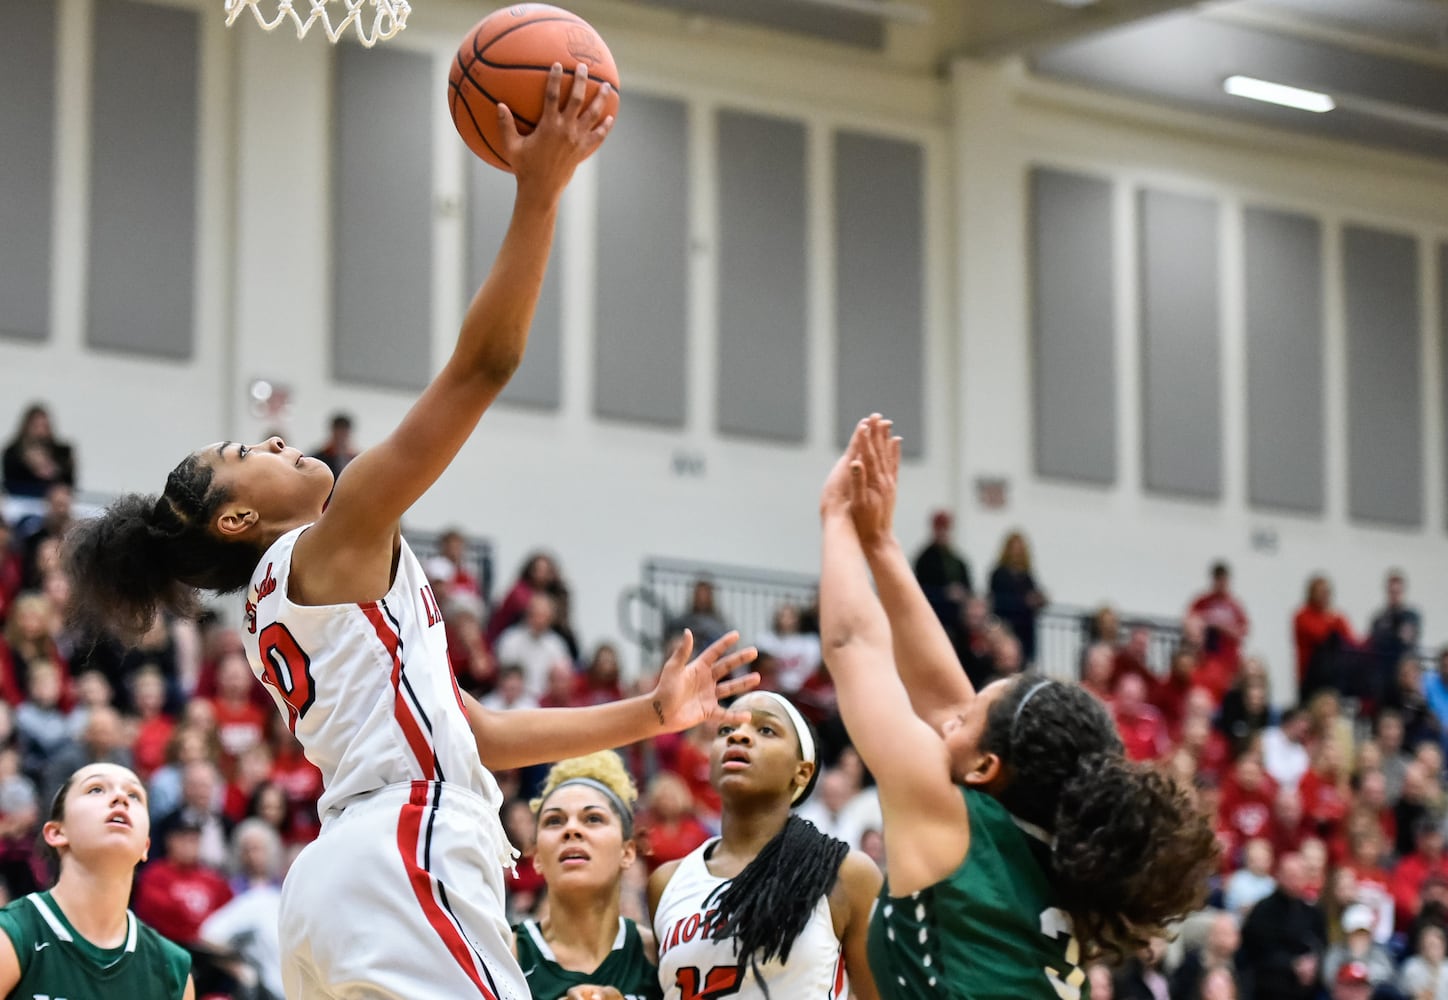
[748,692,816,803]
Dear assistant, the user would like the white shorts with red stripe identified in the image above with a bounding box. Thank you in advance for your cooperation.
[279,779,527,1000]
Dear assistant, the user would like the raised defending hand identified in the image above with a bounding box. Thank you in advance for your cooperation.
[498,62,614,195]
[820,422,868,520]
[649,630,759,733]
[848,413,903,548]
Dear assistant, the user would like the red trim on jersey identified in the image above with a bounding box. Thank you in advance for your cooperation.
[362,604,435,780]
[832,949,846,998]
[397,781,495,997]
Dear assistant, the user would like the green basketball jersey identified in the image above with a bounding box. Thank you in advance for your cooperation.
[868,788,1088,1000]
[515,916,662,1000]
[0,890,190,1000]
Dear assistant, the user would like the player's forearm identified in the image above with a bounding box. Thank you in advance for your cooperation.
[862,536,974,728]
[453,190,562,384]
[819,513,893,679]
[463,691,664,771]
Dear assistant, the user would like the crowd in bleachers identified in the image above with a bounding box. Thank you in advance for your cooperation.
[4,400,1448,999]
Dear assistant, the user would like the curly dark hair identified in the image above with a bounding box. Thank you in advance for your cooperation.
[982,676,1219,961]
[64,454,260,643]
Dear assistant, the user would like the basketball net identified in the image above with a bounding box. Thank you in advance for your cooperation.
[223,0,410,47]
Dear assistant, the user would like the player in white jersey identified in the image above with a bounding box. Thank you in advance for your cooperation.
[65,65,760,1000]
[648,692,881,1000]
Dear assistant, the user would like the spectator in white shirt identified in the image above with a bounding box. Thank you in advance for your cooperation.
[756,603,822,696]
[492,592,573,699]
[478,665,541,713]
[201,818,285,1000]
[1224,837,1277,917]
[1262,707,1312,793]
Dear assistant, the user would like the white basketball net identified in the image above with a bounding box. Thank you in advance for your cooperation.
[223,0,410,47]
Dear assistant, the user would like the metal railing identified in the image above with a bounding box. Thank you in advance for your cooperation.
[1034,604,1184,683]
[620,557,818,659]
[619,556,1193,687]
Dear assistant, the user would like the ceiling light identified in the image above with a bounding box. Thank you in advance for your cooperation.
[1224,75,1335,114]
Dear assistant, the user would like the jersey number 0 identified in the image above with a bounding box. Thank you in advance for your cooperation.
[258,622,317,732]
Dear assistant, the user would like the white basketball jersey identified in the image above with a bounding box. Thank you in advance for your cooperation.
[654,838,847,1000]
[240,526,502,824]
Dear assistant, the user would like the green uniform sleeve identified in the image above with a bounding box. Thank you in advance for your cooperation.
[0,903,33,981]
[158,935,192,999]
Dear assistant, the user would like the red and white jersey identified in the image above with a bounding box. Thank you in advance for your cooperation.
[654,838,847,1000]
[240,526,502,824]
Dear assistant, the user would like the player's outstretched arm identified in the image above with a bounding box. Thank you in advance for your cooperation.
[819,435,968,897]
[847,414,974,733]
[460,631,759,771]
[302,64,614,570]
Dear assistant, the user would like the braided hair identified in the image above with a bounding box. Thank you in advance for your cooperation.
[981,675,1219,960]
[705,710,847,995]
[65,454,260,643]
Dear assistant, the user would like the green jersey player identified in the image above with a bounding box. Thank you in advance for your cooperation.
[0,763,193,1000]
[819,415,1219,999]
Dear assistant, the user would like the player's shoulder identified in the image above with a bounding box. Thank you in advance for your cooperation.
[0,892,39,947]
[135,917,193,995]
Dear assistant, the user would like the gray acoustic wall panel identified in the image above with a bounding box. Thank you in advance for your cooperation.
[0,0,57,342]
[467,163,561,410]
[717,110,808,442]
[1244,207,1325,514]
[594,93,689,425]
[1029,167,1116,484]
[333,43,432,389]
[87,0,198,358]
[1441,245,1448,531]
[835,131,926,456]
[1344,226,1422,527]
[1138,188,1222,499]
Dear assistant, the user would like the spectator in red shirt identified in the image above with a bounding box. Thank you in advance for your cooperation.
[1294,575,1359,690]
[500,797,544,921]
[127,665,176,781]
[1342,825,1394,941]
[133,815,233,944]
[1392,819,1448,934]
[430,528,482,597]
[664,724,721,820]
[637,771,710,873]
[0,517,22,626]
[1110,627,1157,695]
[207,651,267,780]
[1188,561,1250,683]
[538,661,582,710]
[1298,742,1351,843]
[1220,756,1280,864]
[1113,672,1170,762]
[222,745,274,825]
[1154,650,1201,733]
[486,552,563,651]
[575,643,626,707]
[442,590,494,697]
[1081,642,1116,703]
[1177,711,1232,785]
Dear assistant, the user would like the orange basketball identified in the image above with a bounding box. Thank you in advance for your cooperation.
[448,4,621,172]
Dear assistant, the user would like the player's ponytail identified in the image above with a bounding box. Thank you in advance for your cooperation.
[65,454,258,642]
[982,677,1218,961]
